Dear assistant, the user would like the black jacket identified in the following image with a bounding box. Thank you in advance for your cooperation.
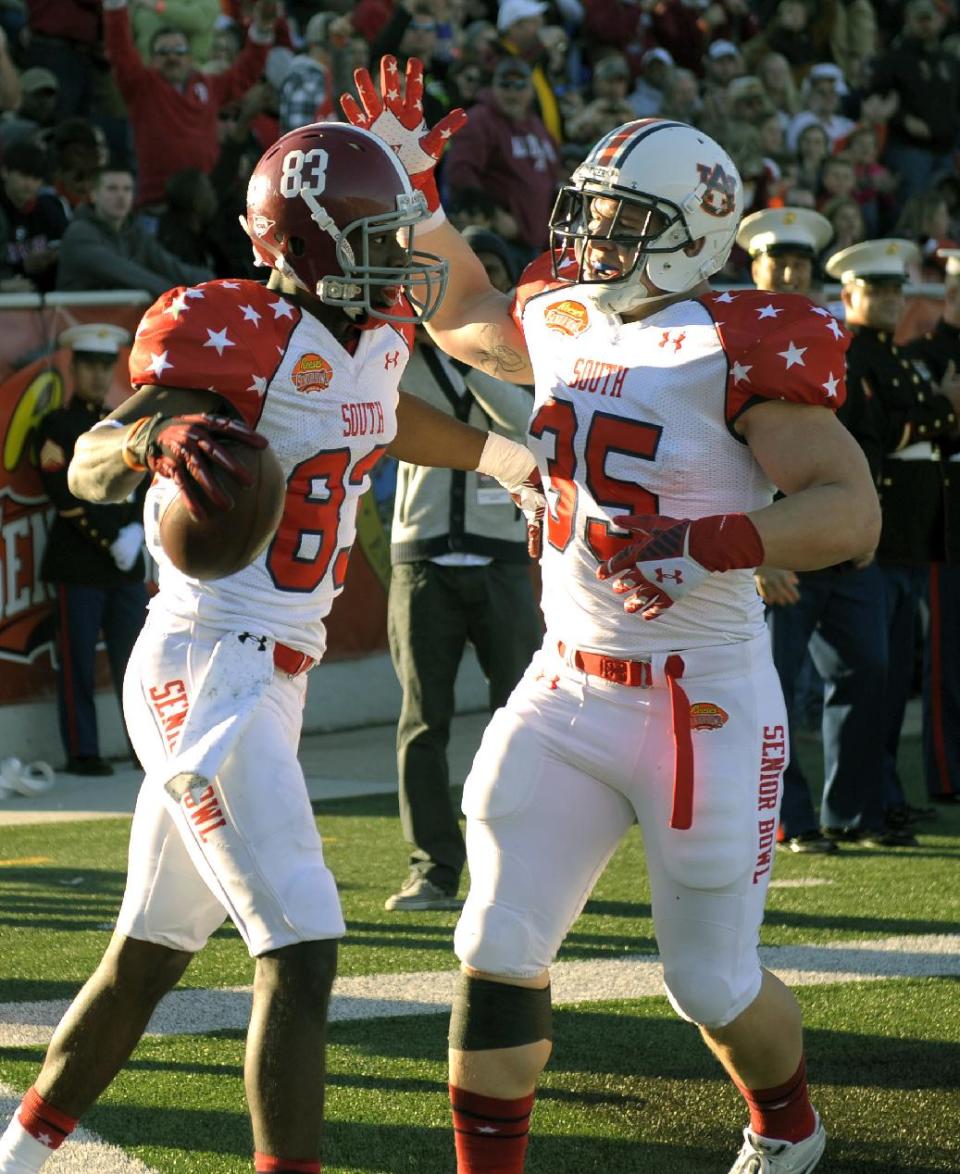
[36,396,146,586]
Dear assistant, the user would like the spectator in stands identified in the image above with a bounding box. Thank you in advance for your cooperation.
[57,160,212,295]
[36,323,148,778]
[0,139,66,293]
[447,187,517,241]
[755,51,801,128]
[45,118,102,221]
[0,68,59,151]
[0,25,19,114]
[868,0,960,206]
[565,54,637,149]
[821,195,867,259]
[461,224,519,294]
[444,57,562,263]
[659,66,703,126]
[743,0,817,77]
[156,167,224,272]
[787,63,855,152]
[131,0,221,61]
[651,0,727,75]
[846,124,897,237]
[446,59,487,110]
[496,0,564,143]
[22,0,104,121]
[202,23,245,74]
[103,0,277,212]
[628,48,675,119]
[817,154,857,210]
[371,2,451,126]
[459,19,501,73]
[209,86,272,278]
[895,192,958,281]
[791,120,830,207]
[278,12,353,133]
[698,40,744,138]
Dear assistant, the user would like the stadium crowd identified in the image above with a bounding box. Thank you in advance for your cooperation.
[0,0,958,840]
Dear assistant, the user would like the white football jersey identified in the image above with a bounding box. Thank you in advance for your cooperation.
[130,279,412,659]
[512,260,850,654]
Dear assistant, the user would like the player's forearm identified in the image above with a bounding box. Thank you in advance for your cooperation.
[68,422,147,503]
[747,479,881,570]
[390,391,488,468]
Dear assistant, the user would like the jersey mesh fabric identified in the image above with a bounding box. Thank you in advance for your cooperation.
[130,279,410,659]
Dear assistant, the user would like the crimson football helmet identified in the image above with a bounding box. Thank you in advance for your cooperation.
[549,119,743,313]
[242,122,447,322]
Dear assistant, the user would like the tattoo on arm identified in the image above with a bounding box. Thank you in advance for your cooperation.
[477,323,528,378]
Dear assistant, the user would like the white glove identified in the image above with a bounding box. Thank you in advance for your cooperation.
[110,522,144,572]
[477,433,546,558]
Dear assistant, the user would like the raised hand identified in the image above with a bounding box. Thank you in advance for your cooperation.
[127,413,268,521]
[341,55,466,211]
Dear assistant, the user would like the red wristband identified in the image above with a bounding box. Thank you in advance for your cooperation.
[689,513,765,572]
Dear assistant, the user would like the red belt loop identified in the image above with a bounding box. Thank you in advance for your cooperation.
[273,642,316,677]
[664,654,694,830]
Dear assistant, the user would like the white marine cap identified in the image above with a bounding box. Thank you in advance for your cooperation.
[496,0,547,32]
[937,247,960,277]
[736,206,833,257]
[824,238,921,284]
[58,322,130,356]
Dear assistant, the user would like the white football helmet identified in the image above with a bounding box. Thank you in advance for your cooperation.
[549,119,744,313]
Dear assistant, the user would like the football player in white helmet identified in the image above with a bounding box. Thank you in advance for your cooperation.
[343,57,881,1174]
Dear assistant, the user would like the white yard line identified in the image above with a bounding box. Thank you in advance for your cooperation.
[1,933,958,1050]
[0,1089,158,1173]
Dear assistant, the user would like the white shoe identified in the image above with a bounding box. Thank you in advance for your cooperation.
[728,1113,826,1173]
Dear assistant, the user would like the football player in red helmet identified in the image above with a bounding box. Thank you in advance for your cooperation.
[339,56,883,1174]
[0,120,546,1174]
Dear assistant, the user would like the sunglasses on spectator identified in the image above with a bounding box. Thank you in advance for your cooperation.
[155,45,190,56]
[409,19,437,31]
[495,77,531,90]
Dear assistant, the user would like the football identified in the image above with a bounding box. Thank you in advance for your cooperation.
[159,442,286,580]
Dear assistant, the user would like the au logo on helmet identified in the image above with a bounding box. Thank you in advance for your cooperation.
[291,353,334,394]
[696,162,737,218]
[545,300,589,336]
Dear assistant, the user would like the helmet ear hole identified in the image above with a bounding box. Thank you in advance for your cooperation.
[289,235,307,257]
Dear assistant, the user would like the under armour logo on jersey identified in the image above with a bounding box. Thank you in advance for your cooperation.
[658,330,686,352]
[655,567,684,584]
[696,162,737,218]
[384,351,401,369]
[239,632,268,651]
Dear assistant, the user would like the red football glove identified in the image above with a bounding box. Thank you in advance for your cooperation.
[341,55,467,212]
[597,513,765,620]
[129,413,267,521]
[509,468,547,559]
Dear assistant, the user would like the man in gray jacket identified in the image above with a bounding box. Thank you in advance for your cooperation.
[56,161,211,296]
[385,325,542,911]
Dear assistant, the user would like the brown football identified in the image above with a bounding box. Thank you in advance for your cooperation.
[159,443,286,581]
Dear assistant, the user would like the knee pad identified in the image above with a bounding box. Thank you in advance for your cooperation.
[455,900,542,977]
[662,963,761,1029]
[448,973,552,1051]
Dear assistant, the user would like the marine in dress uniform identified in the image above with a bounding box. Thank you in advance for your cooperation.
[826,239,960,828]
[739,209,899,849]
[902,248,960,802]
[37,324,148,776]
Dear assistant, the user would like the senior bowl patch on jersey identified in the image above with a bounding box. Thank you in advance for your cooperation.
[545,299,590,336]
[291,352,334,394]
[690,702,729,731]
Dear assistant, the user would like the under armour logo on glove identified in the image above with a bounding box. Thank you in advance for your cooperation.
[341,56,467,211]
[597,513,765,620]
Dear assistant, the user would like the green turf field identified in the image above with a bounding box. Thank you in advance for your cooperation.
[0,734,958,1173]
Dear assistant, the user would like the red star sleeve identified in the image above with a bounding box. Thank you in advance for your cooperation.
[129,280,302,427]
[702,290,850,427]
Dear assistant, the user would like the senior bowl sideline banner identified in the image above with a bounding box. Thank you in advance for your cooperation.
[0,304,394,710]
